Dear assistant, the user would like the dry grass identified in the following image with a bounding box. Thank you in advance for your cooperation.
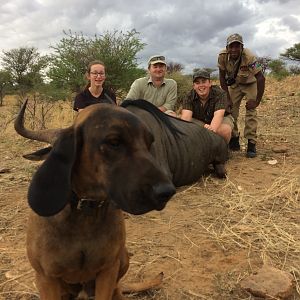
[0,76,299,299]
[121,166,299,300]
[200,172,299,287]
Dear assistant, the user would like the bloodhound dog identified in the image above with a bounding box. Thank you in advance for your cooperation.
[15,101,175,299]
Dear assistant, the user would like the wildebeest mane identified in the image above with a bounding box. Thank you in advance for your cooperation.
[121,99,184,137]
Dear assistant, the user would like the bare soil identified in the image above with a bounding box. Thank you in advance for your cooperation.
[0,76,299,299]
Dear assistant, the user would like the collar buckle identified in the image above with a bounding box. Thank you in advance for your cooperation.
[77,198,105,212]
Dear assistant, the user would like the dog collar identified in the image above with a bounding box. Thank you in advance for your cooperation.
[76,198,106,210]
[70,191,106,213]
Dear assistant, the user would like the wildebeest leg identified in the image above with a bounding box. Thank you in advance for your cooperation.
[95,260,121,299]
[213,163,227,178]
[35,272,62,299]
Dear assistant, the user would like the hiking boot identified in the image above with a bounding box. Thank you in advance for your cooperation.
[229,136,240,151]
[246,140,256,158]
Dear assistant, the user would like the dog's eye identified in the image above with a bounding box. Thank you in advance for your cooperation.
[105,138,121,149]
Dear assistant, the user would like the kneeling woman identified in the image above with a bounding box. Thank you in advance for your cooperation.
[73,60,116,112]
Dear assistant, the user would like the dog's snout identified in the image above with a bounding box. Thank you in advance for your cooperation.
[152,183,176,207]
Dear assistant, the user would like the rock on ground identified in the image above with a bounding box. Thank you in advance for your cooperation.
[240,265,294,299]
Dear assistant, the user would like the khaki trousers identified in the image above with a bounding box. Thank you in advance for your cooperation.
[229,82,258,142]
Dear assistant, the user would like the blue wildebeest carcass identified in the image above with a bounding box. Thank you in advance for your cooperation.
[121,99,229,185]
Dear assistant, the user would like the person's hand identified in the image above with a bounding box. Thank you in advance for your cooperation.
[165,110,177,117]
[204,124,217,132]
[245,100,258,110]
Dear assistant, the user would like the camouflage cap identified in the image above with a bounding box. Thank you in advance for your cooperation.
[193,69,210,81]
[226,33,243,46]
[148,55,166,66]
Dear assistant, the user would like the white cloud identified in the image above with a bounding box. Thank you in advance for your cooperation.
[0,0,299,73]
[95,12,133,32]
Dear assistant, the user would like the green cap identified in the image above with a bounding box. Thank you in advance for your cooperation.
[193,69,210,81]
[148,55,166,66]
[226,33,243,46]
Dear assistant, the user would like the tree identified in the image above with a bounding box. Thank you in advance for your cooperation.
[280,43,300,62]
[92,30,146,92]
[289,65,300,75]
[1,47,48,94]
[257,56,272,74]
[167,72,191,112]
[268,59,289,80]
[1,47,57,128]
[167,62,184,74]
[0,70,12,106]
[47,30,95,93]
[48,29,146,95]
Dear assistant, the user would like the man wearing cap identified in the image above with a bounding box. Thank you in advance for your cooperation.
[181,69,233,144]
[218,33,265,158]
[125,55,177,114]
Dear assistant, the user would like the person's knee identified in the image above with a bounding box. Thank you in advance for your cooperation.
[217,125,232,144]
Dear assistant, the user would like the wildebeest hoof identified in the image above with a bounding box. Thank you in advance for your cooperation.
[213,163,227,178]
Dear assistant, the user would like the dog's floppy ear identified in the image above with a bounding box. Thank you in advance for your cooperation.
[28,128,76,216]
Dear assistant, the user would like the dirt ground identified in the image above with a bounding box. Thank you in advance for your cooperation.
[0,76,299,299]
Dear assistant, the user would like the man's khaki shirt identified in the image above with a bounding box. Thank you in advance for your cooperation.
[125,76,177,111]
[218,48,262,85]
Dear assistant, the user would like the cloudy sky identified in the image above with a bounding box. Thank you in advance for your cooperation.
[1,0,300,73]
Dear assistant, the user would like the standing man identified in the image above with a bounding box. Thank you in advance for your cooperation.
[181,69,233,144]
[125,55,177,114]
[218,33,265,158]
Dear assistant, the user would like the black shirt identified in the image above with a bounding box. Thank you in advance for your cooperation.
[73,87,116,111]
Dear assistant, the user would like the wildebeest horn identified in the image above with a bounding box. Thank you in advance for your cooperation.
[14,99,63,145]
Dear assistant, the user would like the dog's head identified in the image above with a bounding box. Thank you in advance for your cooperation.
[17,103,175,216]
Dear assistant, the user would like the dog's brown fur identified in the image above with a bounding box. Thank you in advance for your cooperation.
[17,103,175,299]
